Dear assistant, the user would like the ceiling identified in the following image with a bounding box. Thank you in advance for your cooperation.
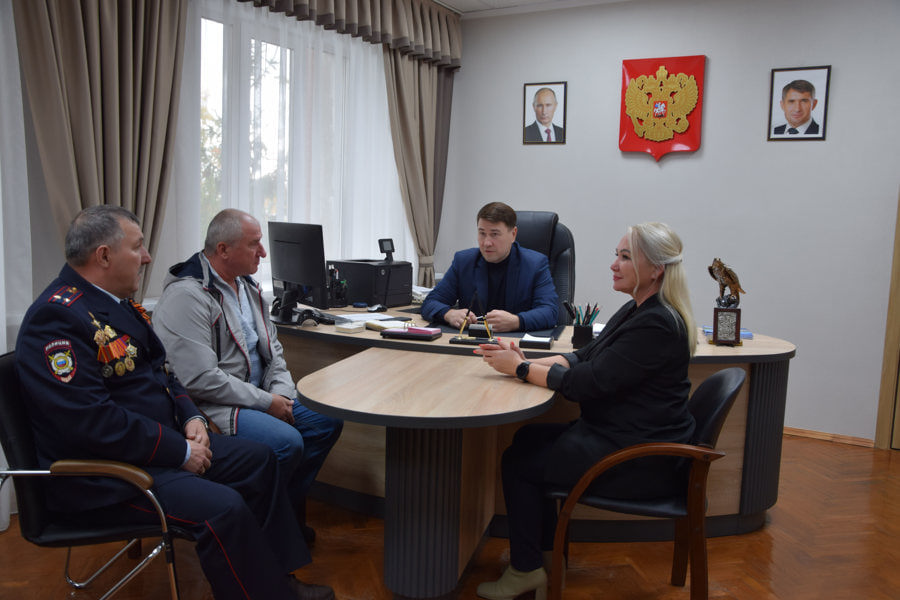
[436,0,630,19]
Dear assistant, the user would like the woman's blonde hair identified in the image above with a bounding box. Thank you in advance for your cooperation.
[628,222,697,355]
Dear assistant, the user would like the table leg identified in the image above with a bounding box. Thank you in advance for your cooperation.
[384,427,462,598]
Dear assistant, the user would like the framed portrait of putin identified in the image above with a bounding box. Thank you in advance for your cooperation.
[523,82,567,144]
[767,65,830,141]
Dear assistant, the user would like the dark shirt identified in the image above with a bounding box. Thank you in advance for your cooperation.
[486,256,510,313]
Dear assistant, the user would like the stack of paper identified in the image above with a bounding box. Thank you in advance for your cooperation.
[335,321,365,333]
[365,320,412,331]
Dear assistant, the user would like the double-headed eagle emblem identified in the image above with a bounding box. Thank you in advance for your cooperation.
[625,65,699,142]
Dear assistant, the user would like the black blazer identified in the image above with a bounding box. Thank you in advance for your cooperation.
[543,295,694,492]
[524,121,565,143]
[773,119,820,135]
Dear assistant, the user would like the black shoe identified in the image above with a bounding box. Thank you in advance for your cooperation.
[286,575,334,600]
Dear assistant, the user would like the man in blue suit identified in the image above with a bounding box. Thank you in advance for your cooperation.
[15,206,333,600]
[421,202,559,332]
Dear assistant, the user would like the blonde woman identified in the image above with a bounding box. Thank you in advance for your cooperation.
[475,222,696,600]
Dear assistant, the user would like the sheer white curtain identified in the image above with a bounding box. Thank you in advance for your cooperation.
[0,0,32,528]
[158,0,412,296]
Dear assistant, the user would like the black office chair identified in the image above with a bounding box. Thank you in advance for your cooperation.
[546,367,747,600]
[0,351,190,600]
[515,211,576,326]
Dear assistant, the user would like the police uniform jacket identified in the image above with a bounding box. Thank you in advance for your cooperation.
[15,264,203,513]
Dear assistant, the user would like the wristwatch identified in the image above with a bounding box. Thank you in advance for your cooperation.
[515,361,532,382]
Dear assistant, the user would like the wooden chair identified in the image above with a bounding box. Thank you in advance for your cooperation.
[547,367,746,600]
[0,351,191,600]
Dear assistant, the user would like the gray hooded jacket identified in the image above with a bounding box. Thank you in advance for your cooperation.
[153,251,295,435]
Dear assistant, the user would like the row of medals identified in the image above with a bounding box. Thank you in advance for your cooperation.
[93,321,138,378]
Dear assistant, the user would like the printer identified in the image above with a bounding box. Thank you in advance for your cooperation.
[326,259,412,307]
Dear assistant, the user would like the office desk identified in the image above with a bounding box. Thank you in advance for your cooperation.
[298,347,555,599]
[281,310,795,539]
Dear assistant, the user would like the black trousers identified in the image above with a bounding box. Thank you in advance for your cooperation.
[503,419,689,572]
[501,422,571,572]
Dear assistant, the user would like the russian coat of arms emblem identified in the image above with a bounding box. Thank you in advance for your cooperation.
[619,55,706,161]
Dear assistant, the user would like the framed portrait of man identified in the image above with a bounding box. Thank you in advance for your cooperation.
[523,82,567,144]
[767,65,830,141]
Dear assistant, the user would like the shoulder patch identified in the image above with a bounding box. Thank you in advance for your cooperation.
[44,339,77,382]
[47,286,83,307]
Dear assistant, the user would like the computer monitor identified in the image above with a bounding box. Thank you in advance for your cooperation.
[268,221,329,320]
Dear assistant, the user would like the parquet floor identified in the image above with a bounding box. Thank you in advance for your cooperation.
[1,434,898,599]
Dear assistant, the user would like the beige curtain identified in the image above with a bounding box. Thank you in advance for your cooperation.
[249,0,460,286]
[242,0,461,68]
[13,0,188,299]
[383,50,453,286]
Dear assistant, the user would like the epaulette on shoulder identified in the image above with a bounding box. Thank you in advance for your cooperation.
[47,285,83,307]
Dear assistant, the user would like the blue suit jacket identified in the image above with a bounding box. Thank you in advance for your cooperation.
[15,264,202,512]
[421,242,559,331]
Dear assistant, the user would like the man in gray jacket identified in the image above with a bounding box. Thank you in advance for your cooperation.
[154,209,342,542]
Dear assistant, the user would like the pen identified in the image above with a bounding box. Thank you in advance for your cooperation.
[563,300,577,322]
[458,306,471,337]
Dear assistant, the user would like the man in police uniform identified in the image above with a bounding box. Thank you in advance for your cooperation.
[15,206,333,600]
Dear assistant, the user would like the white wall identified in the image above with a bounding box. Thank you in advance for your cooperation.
[441,0,900,440]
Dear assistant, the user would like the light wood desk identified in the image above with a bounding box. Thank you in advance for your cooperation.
[298,348,555,599]
[282,307,795,541]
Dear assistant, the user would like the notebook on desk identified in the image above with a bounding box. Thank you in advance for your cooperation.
[380,326,442,341]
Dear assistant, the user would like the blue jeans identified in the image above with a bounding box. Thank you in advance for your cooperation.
[234,400,342,507]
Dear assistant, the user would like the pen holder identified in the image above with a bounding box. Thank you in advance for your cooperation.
[571,325,593,349]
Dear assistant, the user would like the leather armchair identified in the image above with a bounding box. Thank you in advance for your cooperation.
[546,367,747,600]
[515,211,576,326]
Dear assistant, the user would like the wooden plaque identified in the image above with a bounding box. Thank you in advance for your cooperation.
[712,307,742,346]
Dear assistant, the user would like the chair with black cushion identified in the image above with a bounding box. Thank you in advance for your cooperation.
[547,367,747,600]
[0,351,191,600]
[515,210,576,326]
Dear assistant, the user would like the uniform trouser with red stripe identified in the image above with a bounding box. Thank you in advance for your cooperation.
[98,434,311,600]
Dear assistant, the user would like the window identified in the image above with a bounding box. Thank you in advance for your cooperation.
[161,0,413,296]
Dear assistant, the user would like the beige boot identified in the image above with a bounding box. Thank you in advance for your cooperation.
[476,565,547,600]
